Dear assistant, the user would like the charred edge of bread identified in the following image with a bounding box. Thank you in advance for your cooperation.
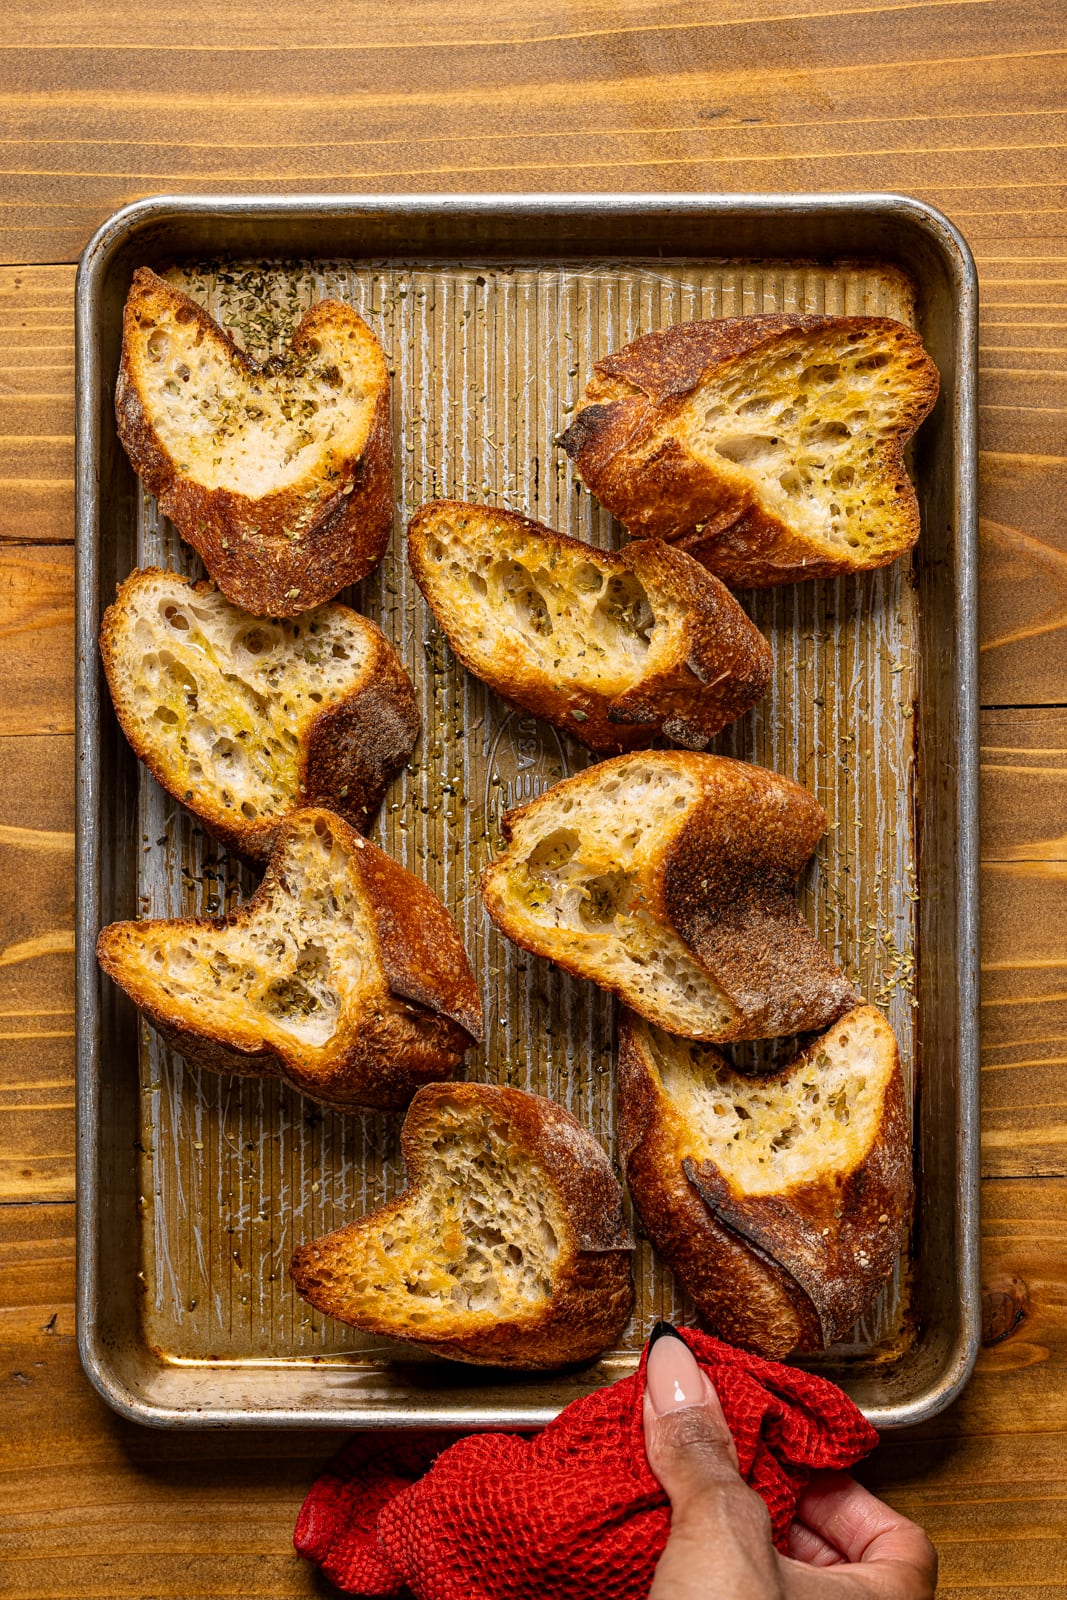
[99,568,420,863]
[115,267,393,615]
[482,751,856,1042]
[407,500,772,753]
[659,761,859,1040]
[617,1014,817,1356]
[618,1005,913,1355]
[96,808,482,1111]
[559,315,939,585]
[288,1082,634,1368]
[352,837,483,1044]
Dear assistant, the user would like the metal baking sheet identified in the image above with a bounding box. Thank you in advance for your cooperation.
[75,195,979,1429]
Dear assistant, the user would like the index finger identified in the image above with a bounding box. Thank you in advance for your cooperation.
[794,1471,937,1578]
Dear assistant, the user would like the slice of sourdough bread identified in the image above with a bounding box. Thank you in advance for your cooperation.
[408,501,772,753]
[97,809,483,1110]
[618,1005,912,1356]
[289,1081,634,1368]
[116,267,393,614]
[100,569,419,861]
[481,752,856,1041]
[559,316,939,586]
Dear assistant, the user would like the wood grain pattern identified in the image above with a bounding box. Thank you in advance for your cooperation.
[980,457,1067,706]
[0,1,1064,265]
[0,545,73,735]
[1,0,1065,1592]
[981,873,1067,1180]
[982,710,1067,862]
[0,267,75,547]
[0,735,74,1202]
[980,711,1067,1181]
[868,1180,1067,1597]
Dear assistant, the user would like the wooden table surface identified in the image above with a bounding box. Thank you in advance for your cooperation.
[2,3,1066,1595]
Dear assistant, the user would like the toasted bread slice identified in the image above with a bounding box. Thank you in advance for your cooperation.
[559,316,939,586]
[618,1005,912,1356]
[407,501,772,753]
[116,267,393,614]
[481,752,856,1041]
[289,1081,634,1367]
[100,568,419,862]
[97,809,483,1111]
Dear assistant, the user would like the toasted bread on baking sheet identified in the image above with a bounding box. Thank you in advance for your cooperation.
[289,1081,635,1368]
[407,500,772,753]
[559,316,938,586]
[97,809,483,1111]
[617,1005,913,1357]
[481,751,857,1042]
[100,568,419,861]
[115,267,393,614]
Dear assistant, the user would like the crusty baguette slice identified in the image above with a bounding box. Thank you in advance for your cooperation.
[407,501,772,753]
[116,267,393,615]
[481,752,856,1042]
[289,1081,634,1368]
[559,316,939,586]
[618,1005,912,1356]
[100,568,419,862]
[97,809,483,1111]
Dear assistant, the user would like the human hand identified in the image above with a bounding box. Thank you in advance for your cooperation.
[642,1325,938,1598]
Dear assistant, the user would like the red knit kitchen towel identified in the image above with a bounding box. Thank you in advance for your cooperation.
[294,1328,879,1599]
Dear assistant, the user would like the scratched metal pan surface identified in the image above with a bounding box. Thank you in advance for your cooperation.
[75,195,979,1429]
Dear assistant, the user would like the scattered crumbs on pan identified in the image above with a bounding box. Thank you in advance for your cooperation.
[137,252,921,1371]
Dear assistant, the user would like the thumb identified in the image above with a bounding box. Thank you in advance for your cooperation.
[643,1321,741,1500]
[643,1323,783,1599]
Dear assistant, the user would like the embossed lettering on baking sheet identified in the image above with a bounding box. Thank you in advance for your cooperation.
[485,712,572,843]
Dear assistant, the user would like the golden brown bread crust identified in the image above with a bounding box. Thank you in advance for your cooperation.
[96,809,483,1111]
[617,1006,913,1356]
[353,842,482,1039]
[115,268,393,615]
[656,759,857,1037]
[289,1082,635,1368]
[296,665,420,852]
[559,315,939,586]
[482,752,857,1042]
[99,568,419,863]
[407,500,772,754]
[618,1022,814,1357]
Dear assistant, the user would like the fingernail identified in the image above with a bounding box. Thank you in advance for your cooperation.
[647,1319,682,1352]
[646,1323,706,1415]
